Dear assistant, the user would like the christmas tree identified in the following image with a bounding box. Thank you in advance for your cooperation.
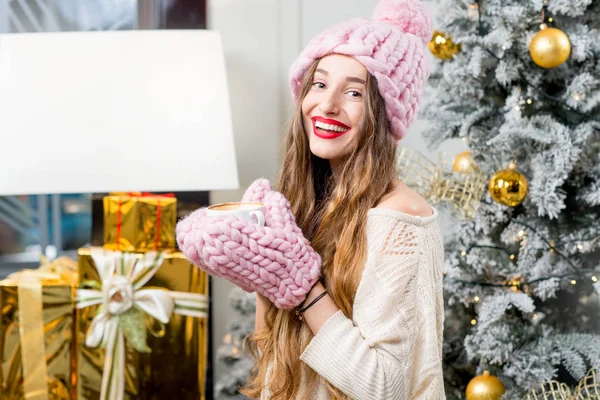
[421,0,600,398]
[214,287,256,400]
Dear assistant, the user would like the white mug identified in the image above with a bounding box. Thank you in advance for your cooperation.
[206,202,265,226]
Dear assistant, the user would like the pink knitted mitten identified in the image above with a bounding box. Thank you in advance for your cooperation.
[175,179,322,309]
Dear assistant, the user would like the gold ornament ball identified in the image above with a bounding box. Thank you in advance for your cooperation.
[453,151,477,173]
[428,30,462,60]
[529,26,571,68]
[466,371,506,400]
[488,165,528,207]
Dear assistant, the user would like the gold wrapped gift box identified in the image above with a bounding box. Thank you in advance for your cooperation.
[0,257,77,400]
[103,193,177,252]
[75,248,209,400]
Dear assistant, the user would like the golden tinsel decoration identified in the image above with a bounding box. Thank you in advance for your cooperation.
[48,378,71,400]
[428,30,462,60]
[12,377,70,400]
[396,148,487,220]
[488,162,528,207]
[529,24,571,69]
[466,371,506,400]
[523,368,600,399]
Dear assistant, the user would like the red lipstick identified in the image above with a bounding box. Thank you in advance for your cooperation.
[311,116,351,139]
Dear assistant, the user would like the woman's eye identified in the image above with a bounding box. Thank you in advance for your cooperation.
[312,82,326,89]
[348,91,362,98]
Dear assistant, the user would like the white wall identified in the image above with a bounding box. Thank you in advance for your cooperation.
[207,0,465,385]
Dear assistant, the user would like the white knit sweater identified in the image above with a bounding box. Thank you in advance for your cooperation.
[261,207,446,400]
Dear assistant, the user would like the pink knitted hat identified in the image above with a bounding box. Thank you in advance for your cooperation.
[289,0,433,141]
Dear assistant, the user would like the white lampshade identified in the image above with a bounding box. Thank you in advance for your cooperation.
[0,30,239,195]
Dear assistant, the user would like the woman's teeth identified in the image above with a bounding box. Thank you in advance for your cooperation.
[315,121,349,133]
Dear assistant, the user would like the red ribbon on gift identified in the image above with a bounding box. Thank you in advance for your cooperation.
[115,192,175,251]
[134,192,175,198]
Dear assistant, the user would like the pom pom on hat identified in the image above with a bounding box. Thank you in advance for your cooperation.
[372,0,432,45]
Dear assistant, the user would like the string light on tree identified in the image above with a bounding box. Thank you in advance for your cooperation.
[466,371,506,400]
[468,2,479,20]
[509,276,521,292]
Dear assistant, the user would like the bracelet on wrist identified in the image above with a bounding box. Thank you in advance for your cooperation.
[295,291,328,321]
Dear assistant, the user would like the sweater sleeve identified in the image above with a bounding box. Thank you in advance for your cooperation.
[299,218,426,400]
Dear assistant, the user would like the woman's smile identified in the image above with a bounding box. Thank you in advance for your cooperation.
[311,116,351,139]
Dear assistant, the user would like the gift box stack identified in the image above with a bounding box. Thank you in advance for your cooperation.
[0,193,209,400]
[75,193,209,400]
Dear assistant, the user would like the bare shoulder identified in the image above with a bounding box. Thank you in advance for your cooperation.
[374,180,433,218]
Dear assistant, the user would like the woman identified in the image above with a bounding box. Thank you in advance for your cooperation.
[246,0,445,398]
[177,0,445,398]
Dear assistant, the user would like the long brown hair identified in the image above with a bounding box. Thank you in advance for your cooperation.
[242,57,397,400]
